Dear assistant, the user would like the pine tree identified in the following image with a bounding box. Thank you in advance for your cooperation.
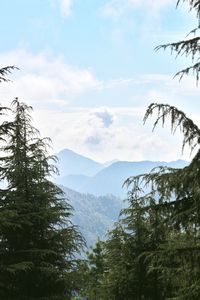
[0,65,18,121]
[83,239,106,300]
[141,103,200,299]
[82,2,200,299]
[156,0,200,81]
[101,225,129,300]
[99,104,200,300]
[0,99,83,300]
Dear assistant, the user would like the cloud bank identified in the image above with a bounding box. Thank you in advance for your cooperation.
[0,49,100,108]
[0,49,197,162]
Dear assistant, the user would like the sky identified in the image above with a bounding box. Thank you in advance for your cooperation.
[0,0,199,163]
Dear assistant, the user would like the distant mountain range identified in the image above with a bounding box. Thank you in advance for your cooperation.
[55,148,188,198]
[55,149,189,246]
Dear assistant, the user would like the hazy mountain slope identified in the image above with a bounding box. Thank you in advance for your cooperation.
[57,174,90,190]
[57,151,188,246]
[61,186,122,246]
[80,159,188,197]
[55,149,188,197]
[56,148,103,177]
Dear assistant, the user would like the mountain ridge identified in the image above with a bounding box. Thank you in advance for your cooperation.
[55,149,188,197]
[56,148,103,177]
[56,149,188,246]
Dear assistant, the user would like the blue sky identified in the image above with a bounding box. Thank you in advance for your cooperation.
[0,0,199,162]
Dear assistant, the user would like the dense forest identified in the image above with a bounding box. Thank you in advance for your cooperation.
[0,0,200,299]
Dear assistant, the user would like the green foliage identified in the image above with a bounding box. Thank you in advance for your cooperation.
[0,99,84,299]
[156,0,200,81]
[82,2,200,299]
[123,103,200,299]
[80,239,107,299]
[84,103,200,299]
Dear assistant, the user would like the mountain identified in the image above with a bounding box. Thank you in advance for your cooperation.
[103,159,119,168]
[80,159,188,197]
[56,148,103,177]
[61,186,122,246]
[55,150,188,246]
[57,174,90,190]
[55,150,188,197]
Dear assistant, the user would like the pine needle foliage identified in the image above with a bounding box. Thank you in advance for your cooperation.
[0,99,83,300]
[124,103,200,299]
[82,2,200,299]
[0,66,18,82]
[84,102,200,299]
[155,0,200,82]
[144,102,200,153]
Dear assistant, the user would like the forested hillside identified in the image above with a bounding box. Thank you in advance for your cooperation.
[61,186,122,246]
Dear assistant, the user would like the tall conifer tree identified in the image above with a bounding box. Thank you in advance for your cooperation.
[0,99,83,300]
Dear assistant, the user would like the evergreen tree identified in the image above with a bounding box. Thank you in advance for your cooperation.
[0,65,17,121]
[83,2,200,299]
[121,188,164,300]
[100,225,129,300]
[83,239,106,299]
[156,0,200,81]
[0,99,83,300]
[141,103,200,299]
[84,110,200,300]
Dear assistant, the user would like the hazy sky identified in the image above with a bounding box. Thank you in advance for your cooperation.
[0,0,199,162]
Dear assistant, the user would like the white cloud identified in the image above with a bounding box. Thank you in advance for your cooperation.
[0,49,100,108]
[32,106,192,164]
[58,0,74,17]
[103,0,130,18]
[0,49,198,163]
[102,0,174,19]
[2,49,197,112]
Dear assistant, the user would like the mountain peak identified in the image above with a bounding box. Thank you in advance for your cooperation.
[56,148,103,177]
[55,148,189,198]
